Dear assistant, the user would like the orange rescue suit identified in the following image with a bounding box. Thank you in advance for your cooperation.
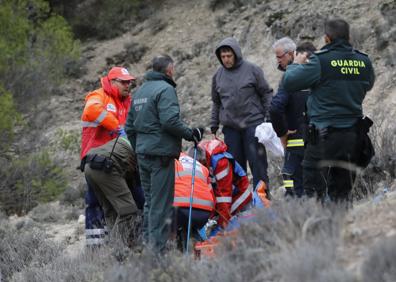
[174,154,216,212]
[80,76,131,158]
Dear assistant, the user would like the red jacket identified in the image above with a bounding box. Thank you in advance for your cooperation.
[80,76,131,158]
[200,139,252,228]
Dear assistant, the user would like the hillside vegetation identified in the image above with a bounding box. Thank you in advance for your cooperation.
[0,0,395,281]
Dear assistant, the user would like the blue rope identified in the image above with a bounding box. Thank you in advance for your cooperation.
[185,145,197,254]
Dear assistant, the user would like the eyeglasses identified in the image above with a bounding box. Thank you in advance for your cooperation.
[276,52,288,59]
[114,79,132,86]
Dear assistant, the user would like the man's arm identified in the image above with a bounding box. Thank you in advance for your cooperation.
[210,74,221,129]
[158,87,193,141]
[283,54,322,92]
[366,59,376,91]
[81,92,119,130]
[125,107,137,150]
[254,66,273,116]
[269,81,289,138]
[213,158,233,228]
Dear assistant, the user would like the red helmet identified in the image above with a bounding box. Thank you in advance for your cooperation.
[198,138,228,166]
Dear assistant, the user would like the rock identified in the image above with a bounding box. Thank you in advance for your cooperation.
[78,214,85,224]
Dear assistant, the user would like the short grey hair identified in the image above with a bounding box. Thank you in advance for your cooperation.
[152,55,174,74]
[272,37,297,53]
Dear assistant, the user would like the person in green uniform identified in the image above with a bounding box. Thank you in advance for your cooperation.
[84,134,140,246]
[283,18,375,202]
[125,54,203,253]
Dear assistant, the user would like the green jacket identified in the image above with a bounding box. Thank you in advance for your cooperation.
[283,39,375,129]
[125,71,193,157]
[87,137,137,183]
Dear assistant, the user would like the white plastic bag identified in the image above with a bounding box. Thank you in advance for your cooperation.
[255,122,284,157]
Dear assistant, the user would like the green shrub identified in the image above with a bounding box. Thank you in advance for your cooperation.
[0,86,21,152]
[0,0,81,111]
[0,150,68,215]
[55,128,80,153]
[67,0,143,40]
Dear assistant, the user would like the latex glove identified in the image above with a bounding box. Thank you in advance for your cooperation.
[118,127,127,138]
[192,127,204,144]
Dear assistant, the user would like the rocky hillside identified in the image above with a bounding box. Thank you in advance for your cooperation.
[2,0,395,281]
[33,0,395,191]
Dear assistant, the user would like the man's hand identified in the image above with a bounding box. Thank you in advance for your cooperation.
[118,127,127,137]
[293,51,309,64]
[210,126,219,135]
[192,127,204,144]
[280,130,297,149]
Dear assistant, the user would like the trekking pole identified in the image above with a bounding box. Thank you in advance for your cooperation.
[185,143,198,254]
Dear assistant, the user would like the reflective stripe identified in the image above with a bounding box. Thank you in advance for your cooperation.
[287,139,304,147]
[85,228,106,236]
[86,238,105,246]
[95,110,108,123]
[82,121,99,128]
[82,110,108,128]
[215,167,229,180]
[174,197,214,209]
[231,185,252,213]
[216,196,232,203]
[176,170,206,181]
[283,180,294,188]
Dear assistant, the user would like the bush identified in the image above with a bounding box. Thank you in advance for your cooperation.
[0,0,80,112]
[55,128,80,153]
[0,86,21,152]
[0,221,62,281]
[0,150,68,215]
[66,0,143,40]
[362,235,396,282]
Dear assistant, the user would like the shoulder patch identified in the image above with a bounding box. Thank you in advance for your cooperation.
[354,49,369,56]
[106,103,116,113]
[314,49,329,55]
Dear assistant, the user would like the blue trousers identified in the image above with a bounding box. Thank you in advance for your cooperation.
[282,148,304,197]
[84,178,106,246]
[223,125,269,188]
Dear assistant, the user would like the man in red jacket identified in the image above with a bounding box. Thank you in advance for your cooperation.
[194,139,252,230]
[80,66,135,247]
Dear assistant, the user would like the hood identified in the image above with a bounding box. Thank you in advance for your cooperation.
[101,76,120,99]
[199,139,228,166]
[100,76,131,118]
[215,37,243,69]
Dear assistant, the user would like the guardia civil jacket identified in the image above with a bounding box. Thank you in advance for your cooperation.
[125,71,193,157]
[283,39,375,129]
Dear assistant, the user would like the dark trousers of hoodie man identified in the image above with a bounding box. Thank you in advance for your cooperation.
[138,154,175,253]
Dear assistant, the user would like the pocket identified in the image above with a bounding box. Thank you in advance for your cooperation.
[89,155,106,170]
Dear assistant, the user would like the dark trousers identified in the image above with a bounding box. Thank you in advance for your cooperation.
[173,207,210,251]
[303,129,359,202]
[138,154,175,253]
[223,125,269,187]
[282,148,304,197]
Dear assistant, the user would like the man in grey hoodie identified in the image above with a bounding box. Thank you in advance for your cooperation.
[211,37,273,191]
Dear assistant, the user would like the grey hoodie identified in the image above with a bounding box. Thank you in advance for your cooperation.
[211,37,273,130]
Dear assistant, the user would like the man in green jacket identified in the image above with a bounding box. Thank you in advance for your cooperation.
[84,135,140,246]
[125,55,203,252]
[283,18,375,202]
